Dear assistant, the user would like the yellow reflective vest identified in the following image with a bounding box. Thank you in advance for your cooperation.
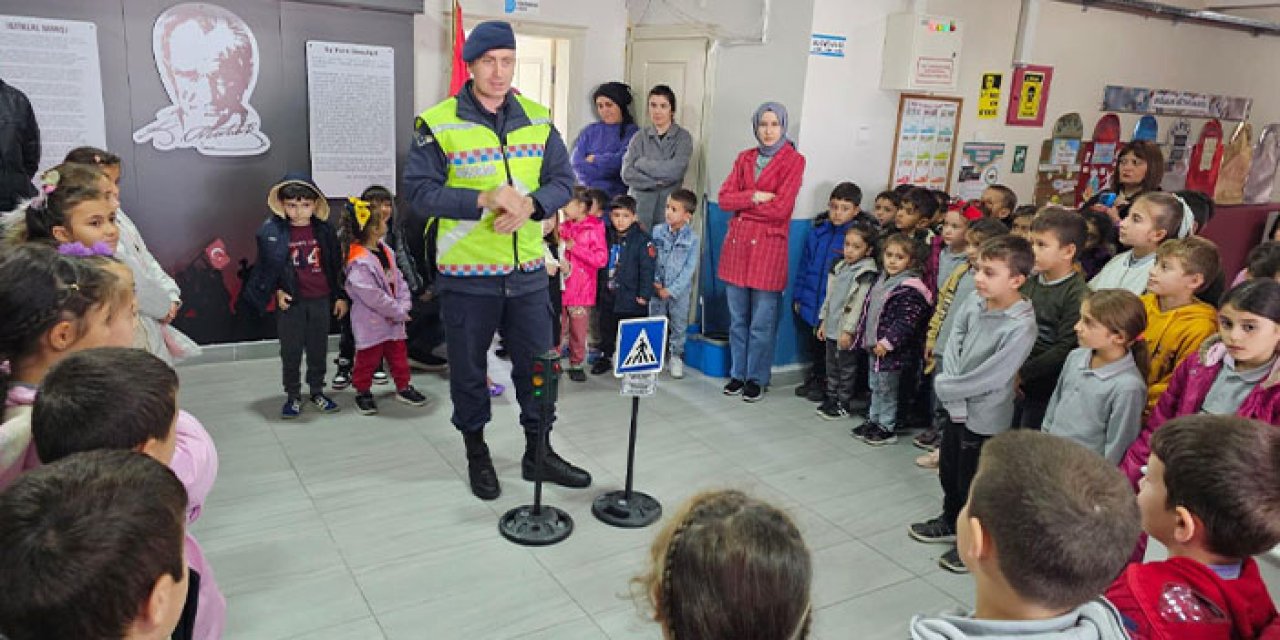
[416,94,551,276]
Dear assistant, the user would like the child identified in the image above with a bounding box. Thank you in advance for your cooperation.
[651,188,701,380]
[1241,240,1280,284]
[1141,236,1220,419]
[636,490,813,640]
[853,233,933,445]
[1009,206,1036,239]
[1042,290,1149,463]
[977,184,1017,228]
[0,450,191,640]
[335,186,403,390]
[872,189,901,232]
[910,236,1037,573]
[1079,208,1117,280]
[915,218,1009,456]
[559,186,607,381]
[14,163,117,250]
[0,244,136,490]
[62,147,197,364]
[794,182,867,399]
[243,173,347,419]
[927,202,981,297]
[591,195,656,375]
[910,430,1138,639]
[31,347,224,640]
[896,187,938,249]
[1120,279,1280,490]
[1107,415,1280,639]
[816,224,878,420]
[1017,208,1090,429]
[1089,192,1188,294]
[586,187,609,219]
[342,197,428,415]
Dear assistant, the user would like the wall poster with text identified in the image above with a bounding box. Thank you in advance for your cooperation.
[890,94,962,192]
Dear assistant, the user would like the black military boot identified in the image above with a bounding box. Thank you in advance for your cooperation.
[521,431,592,488]
[463,430,500,500]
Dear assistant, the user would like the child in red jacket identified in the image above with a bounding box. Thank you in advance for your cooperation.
[1106,414,1280,640]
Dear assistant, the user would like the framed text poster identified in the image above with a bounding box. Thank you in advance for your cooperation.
[890,93,962,192]
[1006,64,1053,127]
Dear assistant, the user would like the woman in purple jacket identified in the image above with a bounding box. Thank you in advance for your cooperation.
[571,82,638,199]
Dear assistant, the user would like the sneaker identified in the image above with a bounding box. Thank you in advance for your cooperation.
[408,353,449,372]
[805,386,826,403]
[355,392,378,415]
[913,427,941,450]
[331,361,352,390]
[938,546,968,574]
[723,378,746,396]
[310,393,340,413]
[568,368,587,383]
[281,397,302,419]
[742,380,764,403]
[862,423,898,446]
[908,516,956,544]
[396,385,428,406]
[915,449,940,469]
[669,358,684,379]
[590,358,612,375]
[817,400,848,420]
[373,368,390,385]
[850,421,871,440]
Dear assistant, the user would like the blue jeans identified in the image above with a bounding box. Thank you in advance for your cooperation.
[650,291,692,357]
[868,369,901,431]
[725,284,782,386]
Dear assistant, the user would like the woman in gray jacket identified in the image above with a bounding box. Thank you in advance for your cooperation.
[621,85,694,231]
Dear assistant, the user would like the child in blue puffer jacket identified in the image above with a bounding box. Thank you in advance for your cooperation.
[793,182,876,401]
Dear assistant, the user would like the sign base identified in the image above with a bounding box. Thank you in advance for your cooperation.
[592,490,662,528]
[499,505,574,546]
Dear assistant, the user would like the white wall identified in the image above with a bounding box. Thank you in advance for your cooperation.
[632,0,816,198]
[795,0,1280,217]
[414,0,627,138]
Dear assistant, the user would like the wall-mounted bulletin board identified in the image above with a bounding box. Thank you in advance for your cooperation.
[889,93,962,192]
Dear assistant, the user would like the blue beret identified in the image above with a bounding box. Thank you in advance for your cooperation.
[463,21,516,63]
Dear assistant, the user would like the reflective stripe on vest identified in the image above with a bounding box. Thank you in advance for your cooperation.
[418,95,550,276]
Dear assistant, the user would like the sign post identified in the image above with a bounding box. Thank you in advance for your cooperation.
[592,317,666,528]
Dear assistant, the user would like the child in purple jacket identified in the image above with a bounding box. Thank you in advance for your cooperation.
[343,197,429,416]
[854,233,934,445]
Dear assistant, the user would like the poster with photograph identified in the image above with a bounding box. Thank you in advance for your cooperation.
[1005,64,1053,127]
[1103,85,1251,121]
[306,41,396,197]
[890,94,961,191]
[977,73,1001,119]
[957,142,1005,201]
[0,15,107,175]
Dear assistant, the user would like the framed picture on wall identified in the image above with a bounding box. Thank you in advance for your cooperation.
[889,93,962,192]
[1006,64,1054,127]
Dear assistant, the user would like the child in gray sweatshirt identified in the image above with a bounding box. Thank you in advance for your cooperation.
[909,236,1038,575]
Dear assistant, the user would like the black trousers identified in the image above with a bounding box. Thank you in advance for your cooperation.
[939,418,990,529]
[824,341,863,405]
[278,297,330,397]
[597,292,645,359]
[548,278,563,350]
[800,320,827,381]
[441,289,555,435]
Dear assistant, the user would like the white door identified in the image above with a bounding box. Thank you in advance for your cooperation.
[627,35,709,197]
[512,34,569,135]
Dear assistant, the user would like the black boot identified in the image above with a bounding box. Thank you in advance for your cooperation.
[521,431,592,488]
[463,430,500,500]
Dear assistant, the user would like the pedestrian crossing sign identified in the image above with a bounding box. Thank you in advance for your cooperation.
[614,317,667,377]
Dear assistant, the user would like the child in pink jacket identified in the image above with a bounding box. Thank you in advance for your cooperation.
[559,187,607,382]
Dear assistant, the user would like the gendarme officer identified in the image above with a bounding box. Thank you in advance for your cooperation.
[403,21,591,500]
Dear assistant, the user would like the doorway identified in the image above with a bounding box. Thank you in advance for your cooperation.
[626,28,710,198]
[512,34,571,135]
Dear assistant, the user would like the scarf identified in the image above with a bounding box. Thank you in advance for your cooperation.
[752,101,790,157]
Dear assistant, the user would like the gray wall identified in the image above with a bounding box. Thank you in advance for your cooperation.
[0,0,416,343]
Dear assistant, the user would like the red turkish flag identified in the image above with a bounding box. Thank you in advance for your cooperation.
[449,0,470,95]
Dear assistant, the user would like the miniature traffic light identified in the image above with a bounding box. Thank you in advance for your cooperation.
[531,351,560,405]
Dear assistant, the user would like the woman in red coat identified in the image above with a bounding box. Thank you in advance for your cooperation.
[717,102,806,402]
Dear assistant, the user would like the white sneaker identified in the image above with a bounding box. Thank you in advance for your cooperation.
[670,358,685,379]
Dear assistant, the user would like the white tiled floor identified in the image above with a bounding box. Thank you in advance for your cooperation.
[181,356,1280,640]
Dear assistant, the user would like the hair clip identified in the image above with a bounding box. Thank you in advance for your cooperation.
[1134,332,1147,342]
[1173,194,1195,239]
[40,169,60,194]
[347,197,372,230]
[57,241,115,257]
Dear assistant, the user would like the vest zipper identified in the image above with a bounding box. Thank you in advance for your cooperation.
[498,131,519,269]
